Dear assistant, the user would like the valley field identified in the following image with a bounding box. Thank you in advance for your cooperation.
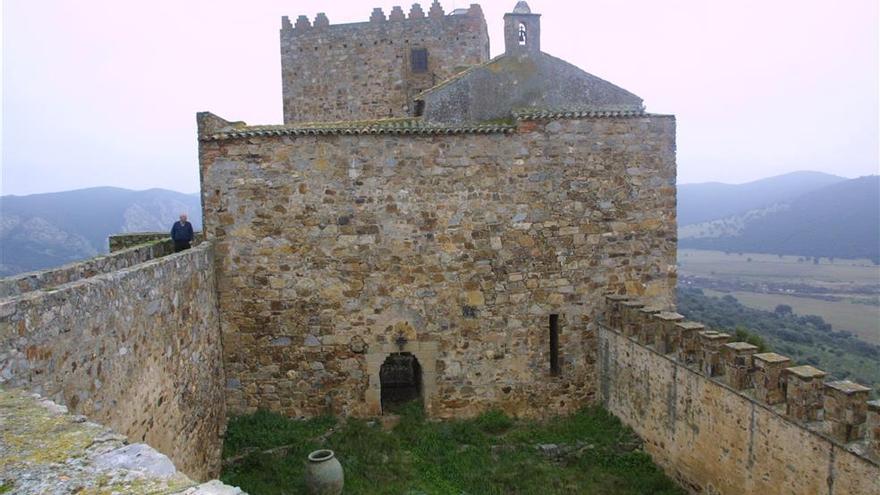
[678,249,880,345]
[701,290,879,344]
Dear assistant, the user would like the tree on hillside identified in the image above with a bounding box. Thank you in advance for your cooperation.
[774,304,793,316]
[734,327,768,352]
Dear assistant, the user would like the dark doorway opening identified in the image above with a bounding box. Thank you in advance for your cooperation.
[380,352,422,413]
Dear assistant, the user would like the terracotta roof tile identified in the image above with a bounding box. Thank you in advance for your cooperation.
[202,118,516,141]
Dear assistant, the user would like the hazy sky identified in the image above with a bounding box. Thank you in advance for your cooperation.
[2,0,878,195]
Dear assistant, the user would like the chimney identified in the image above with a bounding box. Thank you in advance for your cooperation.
[503,1,540,55]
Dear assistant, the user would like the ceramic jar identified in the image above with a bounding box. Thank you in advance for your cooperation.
[305,449,344,495]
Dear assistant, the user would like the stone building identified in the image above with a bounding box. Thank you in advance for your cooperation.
[198,1,677,419]
[280,2,489,123]
[4,2,880,492]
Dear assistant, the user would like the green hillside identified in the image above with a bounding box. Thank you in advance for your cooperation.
[677,287,880,392]
[680,176,880,263]
[677,171,845,226]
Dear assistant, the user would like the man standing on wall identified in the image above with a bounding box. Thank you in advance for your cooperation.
[171,213,194,252]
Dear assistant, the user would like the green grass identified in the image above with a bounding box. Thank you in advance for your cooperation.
[220,404,683,495]
[223,409,336,459]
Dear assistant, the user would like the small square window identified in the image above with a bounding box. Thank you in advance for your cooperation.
[411,48,428,73]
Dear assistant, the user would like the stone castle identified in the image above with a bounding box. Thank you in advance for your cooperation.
[199,0,673,421]
[1,2,877,494]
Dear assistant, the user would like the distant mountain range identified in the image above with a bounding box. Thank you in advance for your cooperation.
[677,171,847,226]
[679,172,879,263]
[0,187,201,276]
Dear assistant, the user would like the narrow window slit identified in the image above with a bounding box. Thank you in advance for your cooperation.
[550,314,560,376]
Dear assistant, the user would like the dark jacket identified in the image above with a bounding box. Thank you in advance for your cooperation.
[171,221,194,242]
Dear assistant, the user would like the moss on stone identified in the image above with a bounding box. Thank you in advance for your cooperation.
[0,388,204,494]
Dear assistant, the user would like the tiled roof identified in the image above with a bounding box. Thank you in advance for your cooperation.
[513,108,647,120]
[202,109,666,142]
[201,118,516,141]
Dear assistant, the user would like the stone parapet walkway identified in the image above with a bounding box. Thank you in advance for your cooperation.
[0,387,244,495]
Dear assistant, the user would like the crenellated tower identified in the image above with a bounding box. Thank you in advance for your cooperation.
[280,2,489,123]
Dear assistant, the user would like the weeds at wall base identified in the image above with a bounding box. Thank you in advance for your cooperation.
[221,405,683,495]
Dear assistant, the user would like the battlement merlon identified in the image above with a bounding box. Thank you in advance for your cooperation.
[279,1,490,123]
[281,3,486,35]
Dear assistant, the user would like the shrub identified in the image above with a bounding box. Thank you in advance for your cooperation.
[774,304,793,316]
[475,409,514,434]
[733,327,769,352]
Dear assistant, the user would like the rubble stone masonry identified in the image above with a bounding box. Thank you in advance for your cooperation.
[108,232,173,252]
[0,242,225,480]
[0,388,243,494]
[199,115,677,419]
[0,239,175,298]
[280,3,489,123]
[598,306,879,494]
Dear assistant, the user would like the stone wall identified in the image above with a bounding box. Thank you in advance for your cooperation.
[0,239,176,299]
[199,114,677,420]
[109,232,171,252]
[109,232,203,252]
[598,298,879,494]
[280,2,489,123]
[0,388,244,495]
[420,55,644,124]
[0,242,225,481]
